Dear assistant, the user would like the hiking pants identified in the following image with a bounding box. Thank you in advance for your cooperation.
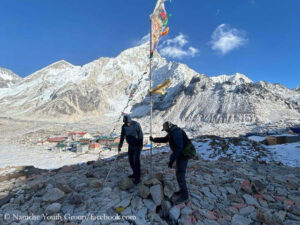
[128,145,141,182]
[176,156,189,198]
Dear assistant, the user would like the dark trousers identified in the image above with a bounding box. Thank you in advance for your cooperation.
[176,156,189,198]
[128,145,141,182]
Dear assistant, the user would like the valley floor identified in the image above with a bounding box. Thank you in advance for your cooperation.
[1,135,299,172]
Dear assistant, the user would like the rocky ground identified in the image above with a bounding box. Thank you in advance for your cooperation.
[0,150,300,225]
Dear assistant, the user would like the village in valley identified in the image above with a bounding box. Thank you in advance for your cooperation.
[35,129,155,155]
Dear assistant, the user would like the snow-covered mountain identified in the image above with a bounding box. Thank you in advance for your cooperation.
[210,73,253,85]
[0,67,22,88]
[0,43,299,131]
[295,86,300,92]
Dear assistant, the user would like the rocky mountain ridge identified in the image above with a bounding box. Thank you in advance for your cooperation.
[0,43,299,133]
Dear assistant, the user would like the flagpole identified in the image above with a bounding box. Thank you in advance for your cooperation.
[149,17,153,177]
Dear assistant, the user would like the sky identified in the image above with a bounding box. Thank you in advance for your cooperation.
[0,0,299,88]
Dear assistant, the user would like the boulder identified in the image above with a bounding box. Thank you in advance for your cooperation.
[181,207,193,215]
[131,196,143,210]
[263,194,275,202]
[231,214,252,225]
[243,194,259,207]
[169,205,181,221]
[119,178,134,190]
[42,188,65,202]
[121,206,132,217]
[137,207,148,218]
[143,199,156,212]
[115,198,131,209]
[150,184,163,206]
[201,187,217,200]
[239,206,255,216]
[163,181,175,199]
[138,184,150,199]
[45,203,61,215]
[144,177,161,186]
[225,186,237,195]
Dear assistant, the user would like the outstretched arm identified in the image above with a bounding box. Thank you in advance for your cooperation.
[152,135,169,143]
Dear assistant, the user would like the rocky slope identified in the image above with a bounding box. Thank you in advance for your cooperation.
[0,147,300,225]
[0,68,21,88]
[0,43,299,132]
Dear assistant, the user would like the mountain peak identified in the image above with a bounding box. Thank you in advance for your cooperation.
[0,67,21,88]
[210,73,253,85]
[46,60,75,70]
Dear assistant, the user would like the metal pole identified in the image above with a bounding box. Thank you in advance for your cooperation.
[103,149,119,186]
[149,17,153,177]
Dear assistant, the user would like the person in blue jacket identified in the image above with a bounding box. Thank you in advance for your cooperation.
[150,121,189,203]
[118,115,143,184]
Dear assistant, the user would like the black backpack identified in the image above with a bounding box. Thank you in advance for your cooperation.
[181,129,197,159]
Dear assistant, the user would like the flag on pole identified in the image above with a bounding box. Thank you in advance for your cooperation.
[150,0,170,58]
[161,27,169,36]
[150,78,172,95]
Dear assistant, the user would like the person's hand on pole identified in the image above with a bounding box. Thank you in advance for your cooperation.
[118,147,121,153]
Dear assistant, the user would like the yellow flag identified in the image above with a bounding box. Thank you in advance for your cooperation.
[150,78,171,95]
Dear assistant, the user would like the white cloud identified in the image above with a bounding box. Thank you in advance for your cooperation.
[135,33,150,46]
[159,33,199,59]
[165,34,188,47]
[210,24,248,55]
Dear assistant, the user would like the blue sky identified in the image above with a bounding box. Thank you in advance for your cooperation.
[0,0,299,88]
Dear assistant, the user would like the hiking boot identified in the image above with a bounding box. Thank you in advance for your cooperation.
[133,179,140,185]
[174,190,182,196]
[174,195,189,204]
[128,174,135,178]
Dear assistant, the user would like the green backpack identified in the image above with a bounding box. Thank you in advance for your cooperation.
[181,130,197,159]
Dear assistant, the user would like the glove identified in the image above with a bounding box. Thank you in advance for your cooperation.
[168,160,174,168]
[150,136,154,142]
[118,147,121,153]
